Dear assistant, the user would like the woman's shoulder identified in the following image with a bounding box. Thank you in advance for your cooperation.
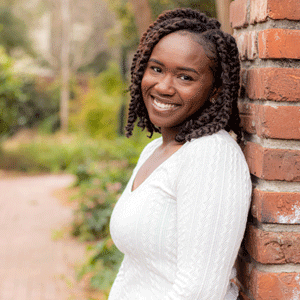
[187,129,241,150]
[178,130,252,194]
[181,130,248,167]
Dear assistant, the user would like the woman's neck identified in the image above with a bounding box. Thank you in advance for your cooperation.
[160,127,184,148]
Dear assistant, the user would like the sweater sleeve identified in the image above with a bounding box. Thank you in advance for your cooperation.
[163,135,252,300]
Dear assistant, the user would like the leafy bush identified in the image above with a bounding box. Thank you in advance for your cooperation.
[0,46,66,137]
[71,160,133,295]
[19,77,61,132]
[71,161,132,241]
[70,62,127,140]
[0,46,25,136]
[78,238,123,293]
[0,134,104,172]
[0,6,34,56]
[0,126,156,172]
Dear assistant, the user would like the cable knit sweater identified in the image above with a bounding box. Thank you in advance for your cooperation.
[109,130,252,300]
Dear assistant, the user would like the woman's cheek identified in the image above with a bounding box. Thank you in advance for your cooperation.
[141,74,152,96]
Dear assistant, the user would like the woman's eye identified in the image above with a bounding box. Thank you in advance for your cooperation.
[151,66,162,73]
[180,74,193,81]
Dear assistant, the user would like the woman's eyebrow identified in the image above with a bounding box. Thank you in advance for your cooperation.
[148,58,199,75]
[148,58,164,66]
[177,66,199,75]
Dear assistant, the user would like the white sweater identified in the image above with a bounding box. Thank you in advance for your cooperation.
[109,130,252,300]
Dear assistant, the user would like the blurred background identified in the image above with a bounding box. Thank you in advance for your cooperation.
[0,0,229,299]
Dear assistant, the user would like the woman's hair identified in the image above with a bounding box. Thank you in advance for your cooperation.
[125,8,242,143]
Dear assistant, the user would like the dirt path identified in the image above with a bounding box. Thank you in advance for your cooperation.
[0,174,95,300]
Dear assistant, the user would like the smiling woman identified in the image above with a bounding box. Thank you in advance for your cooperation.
[108,8,251,300]
[141,32,216,130]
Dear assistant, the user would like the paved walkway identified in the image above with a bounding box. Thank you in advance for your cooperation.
[0,175,91,300]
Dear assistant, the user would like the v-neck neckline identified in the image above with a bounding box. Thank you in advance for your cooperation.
[130,138,189,194]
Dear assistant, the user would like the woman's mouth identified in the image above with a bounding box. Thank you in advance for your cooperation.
[152,97,178,110]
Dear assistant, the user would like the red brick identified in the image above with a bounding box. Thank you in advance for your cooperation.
[235,31,258,60]
[239,103,256,134]
[239,102,300,139]
[235,33,247,60]
[230,0,248,29]
[244,224,300,264]
[250,0,268,24]
[243,68,300,102]
[250,0,300,23]
[259,29,300,59]
[252,189,300,224]
[261,104,300,139]
[268,0,300,20]
[254,272,300,300]
[237,257,300,299]
[244,142,300,181]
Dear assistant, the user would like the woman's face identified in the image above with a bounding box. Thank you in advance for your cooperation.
[141,31,215,131]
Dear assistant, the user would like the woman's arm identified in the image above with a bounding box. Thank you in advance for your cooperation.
[164,134,252,300]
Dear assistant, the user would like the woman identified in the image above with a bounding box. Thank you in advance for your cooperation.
[109,8,251,300]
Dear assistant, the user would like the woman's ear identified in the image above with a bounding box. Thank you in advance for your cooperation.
[209,87,220,104]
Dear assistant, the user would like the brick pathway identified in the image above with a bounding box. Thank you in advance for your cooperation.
[0,175,90,300]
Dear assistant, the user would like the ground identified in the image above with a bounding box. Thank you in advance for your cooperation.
[0,174,104,300]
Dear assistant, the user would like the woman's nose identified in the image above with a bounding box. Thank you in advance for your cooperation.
[154,74,175,95]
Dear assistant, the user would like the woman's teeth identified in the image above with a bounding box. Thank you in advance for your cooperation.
[153,98,176,109]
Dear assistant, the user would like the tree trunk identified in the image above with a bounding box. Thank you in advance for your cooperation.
[60,0,71,133]
[215,0,232,34]
[129,0,153,37]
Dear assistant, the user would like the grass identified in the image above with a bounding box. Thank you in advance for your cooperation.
[0,129,153,174]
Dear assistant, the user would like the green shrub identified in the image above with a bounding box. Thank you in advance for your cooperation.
[71,160,131,294]
[70,62,127,140]
[0,131,153,173]
[0,46,25,136]
[0,47,68,137]
[71,161,132,241]
[77,237,123,293]
[0,134,106,173]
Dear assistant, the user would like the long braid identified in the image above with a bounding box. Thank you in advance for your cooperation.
[125,8,242,143]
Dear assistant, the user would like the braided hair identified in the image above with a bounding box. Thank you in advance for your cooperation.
[125,8,242,143]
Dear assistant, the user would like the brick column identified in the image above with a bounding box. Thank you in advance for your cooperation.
[230,1,300,299]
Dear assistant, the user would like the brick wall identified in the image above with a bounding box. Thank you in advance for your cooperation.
[230,0,300,299]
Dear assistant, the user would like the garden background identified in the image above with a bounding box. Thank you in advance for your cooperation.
[0,0,226,299]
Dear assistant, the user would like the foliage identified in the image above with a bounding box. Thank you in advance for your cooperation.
[78,238,123,293]
[77,50,111,75]
[105,0,139,51]
[0,6,33,56]
[149,0,216,18]
[0,46,25,137]
[0,44,66,138]
[0,50,62,138]
[0,134,98,173]
[71,162,132,241]
[70,62,127,139]
[19,78,61,133]
[0,130,151,173]
[71,158,133,294]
